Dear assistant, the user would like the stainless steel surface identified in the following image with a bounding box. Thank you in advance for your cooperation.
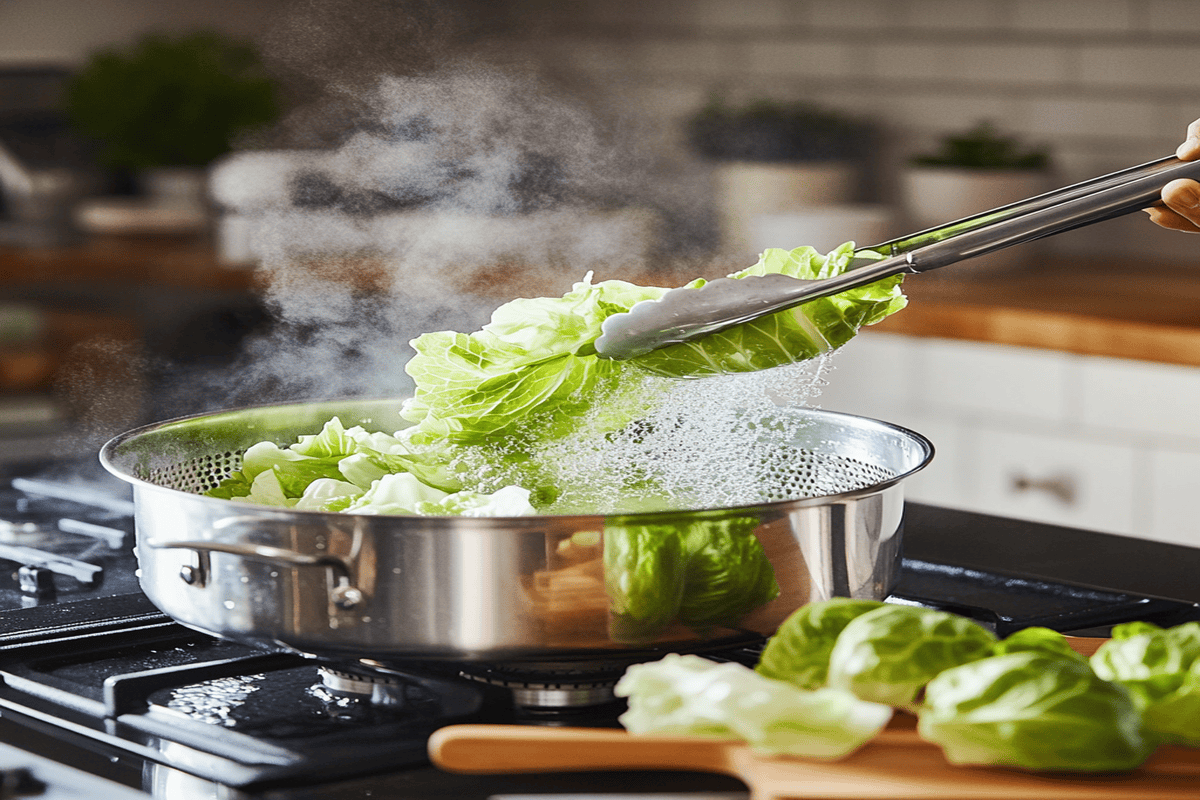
[101,398,932,662]
[595,155,1200,360]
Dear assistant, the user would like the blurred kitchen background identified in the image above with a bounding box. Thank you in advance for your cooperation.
[2,0,1200,544]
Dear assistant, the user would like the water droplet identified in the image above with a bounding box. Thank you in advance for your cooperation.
[223,600,235,610]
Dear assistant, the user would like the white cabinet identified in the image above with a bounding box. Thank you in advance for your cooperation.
[970,427,1137,535]
[816,331,1200,545]
[1148,449,1200,548]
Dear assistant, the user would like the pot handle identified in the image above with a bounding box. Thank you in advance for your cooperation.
[144,538,364,609]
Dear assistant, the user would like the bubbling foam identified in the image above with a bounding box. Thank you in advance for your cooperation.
[453,353,849,515]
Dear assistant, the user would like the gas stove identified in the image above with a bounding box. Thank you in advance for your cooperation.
[0,457,1198,799]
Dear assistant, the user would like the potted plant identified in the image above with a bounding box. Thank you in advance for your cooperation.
[902,121,1051,271]
[65,31,280,213]
[686,98,873,256]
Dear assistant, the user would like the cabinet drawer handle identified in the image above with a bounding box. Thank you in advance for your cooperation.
[1010,473,1077,505]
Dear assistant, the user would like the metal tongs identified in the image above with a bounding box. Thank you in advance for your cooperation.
[595,155,1200,360]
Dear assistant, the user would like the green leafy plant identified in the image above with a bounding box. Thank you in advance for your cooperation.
[65,31,279,169]
[910,120,1050,170]
[687,97,871,162]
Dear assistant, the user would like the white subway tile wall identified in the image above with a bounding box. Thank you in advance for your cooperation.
[507,0,1200,263]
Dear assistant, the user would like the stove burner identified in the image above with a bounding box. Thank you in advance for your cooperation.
[320,661,622,709]
[455,664,620,709]
[317,665,416,708]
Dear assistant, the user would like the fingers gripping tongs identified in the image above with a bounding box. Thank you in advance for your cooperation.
[595,155,1200,360]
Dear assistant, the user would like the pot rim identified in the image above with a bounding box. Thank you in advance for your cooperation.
[100,395,935,524]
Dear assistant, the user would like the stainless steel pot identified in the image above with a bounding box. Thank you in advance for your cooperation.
[100,398,932,663]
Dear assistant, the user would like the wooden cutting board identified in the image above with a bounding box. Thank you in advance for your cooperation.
[428,637,1200,799]
[428,721,1200,799]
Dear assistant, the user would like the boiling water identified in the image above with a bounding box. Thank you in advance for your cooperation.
[454,351,882,514]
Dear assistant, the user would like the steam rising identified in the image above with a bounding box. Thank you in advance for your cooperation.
[203,64,668,411]
[106,0,848,514]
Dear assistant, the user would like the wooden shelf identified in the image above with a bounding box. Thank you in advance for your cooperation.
[0,233,255,292]
[873,257,1200,367]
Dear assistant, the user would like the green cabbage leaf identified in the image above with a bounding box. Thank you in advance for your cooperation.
[919,651,1152,772]
[205,417,532,516]
[677,516,779,629]
[755,598,887,690]
[826,604,997,708]
[603,522,687,641]
[629,244,906,378]
[1090,621,1200,746]
[616,653,892,759]
[401,274,666,446]
[602,516,778,642]
[992,626,1086,661]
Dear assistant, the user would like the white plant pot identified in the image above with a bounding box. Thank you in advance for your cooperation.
[901,167,1049,273]
[714,160,857,260]
[140,167,210,212]
[750,205,895,255]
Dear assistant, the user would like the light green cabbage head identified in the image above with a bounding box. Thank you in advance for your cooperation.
[992,626,1086,661]
[919,651,1152,772]
[1090,620,1200,746]
[755,598,888,690]
[826,604,997,708]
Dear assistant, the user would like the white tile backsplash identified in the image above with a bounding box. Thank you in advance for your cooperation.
[902,0,1010,31]
[687,0,796,30]
[1012,0,1135,33]
[1078,45,1200,91]
[485,0,1200,264]
[957,44,1074,86]
[809,0,897,30]
[1023,97,1162,140]
[745,39,868,78]
[1144,0,1200,34]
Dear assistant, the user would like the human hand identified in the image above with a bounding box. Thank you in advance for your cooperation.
[1146,119,1200,233]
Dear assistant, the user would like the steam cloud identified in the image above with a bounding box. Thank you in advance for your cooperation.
[187,30,681,417]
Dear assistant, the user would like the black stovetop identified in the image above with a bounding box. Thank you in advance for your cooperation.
[0,458,1199,799]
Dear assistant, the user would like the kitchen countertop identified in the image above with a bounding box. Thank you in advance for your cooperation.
[0,234,252,292]
[903,502,1200,605]
[874,256,1200,367]
[5,236,1200,366]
